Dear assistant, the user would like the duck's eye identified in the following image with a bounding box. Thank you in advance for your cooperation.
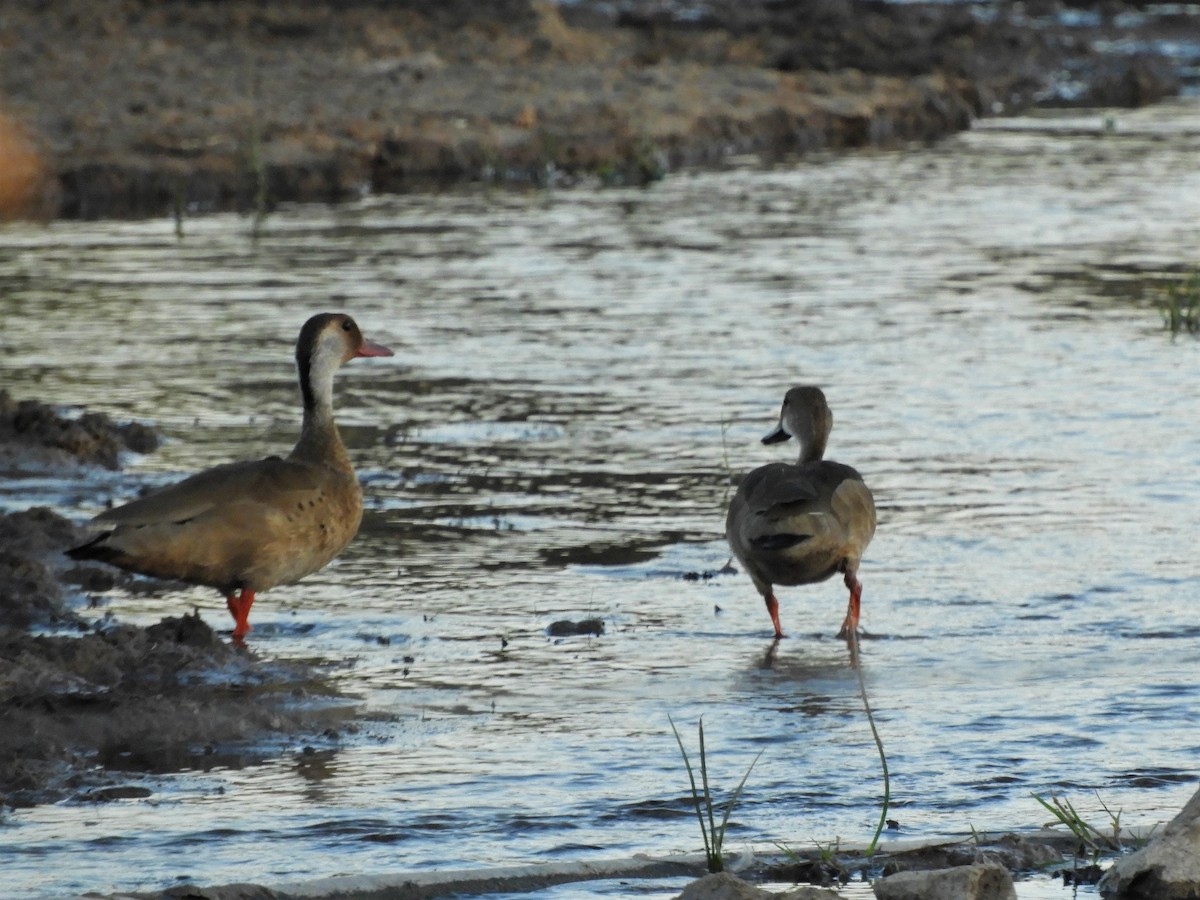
[341,320,353,332]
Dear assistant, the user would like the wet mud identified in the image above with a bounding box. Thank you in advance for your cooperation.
[103,830,1089,898]
[0,0,1191,218]
[0,399,347,810]
[0,390,158,474]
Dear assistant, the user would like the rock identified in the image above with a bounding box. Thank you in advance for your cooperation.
[75,784,153,802]
[677,872,841,900]
[874,862,1016,900]
[1099,787,1200,899]
[546,617,604,637]
[0,608,342,808]
[146,610,224,650]
[678,873,769,900]
[778,885,843,899]
[978,833,1062,871]
[877,833,1060,879]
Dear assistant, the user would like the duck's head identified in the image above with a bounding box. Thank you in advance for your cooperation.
[297,313,394,410]
[762,386,832,458]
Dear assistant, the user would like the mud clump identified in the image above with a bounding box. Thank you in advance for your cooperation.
[0,609,344,808]
[0,506,91,631]
[0,389,159,472]
[547,617,605,637]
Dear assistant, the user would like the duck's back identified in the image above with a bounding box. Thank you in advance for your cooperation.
[727,459,875,587]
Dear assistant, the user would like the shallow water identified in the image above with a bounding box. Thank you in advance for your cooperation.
[2,100,1200,899]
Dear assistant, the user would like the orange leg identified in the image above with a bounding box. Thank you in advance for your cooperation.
[838,572,862,639]
[225,588,256,640]
[764,590,785,639]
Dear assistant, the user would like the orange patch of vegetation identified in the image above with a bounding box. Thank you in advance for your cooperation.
[0,110,56,221]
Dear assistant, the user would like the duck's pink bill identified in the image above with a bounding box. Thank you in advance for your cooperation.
[357,339,394,358]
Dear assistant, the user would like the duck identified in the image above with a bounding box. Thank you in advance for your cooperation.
[66,312,393,640]
[725,386,876,640]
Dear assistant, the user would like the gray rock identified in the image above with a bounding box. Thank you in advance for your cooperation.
[976,833,1062,871]
[777,886,844,900]
[874,862,1017,900]
[677,872,842,900]
[1099,787,1200,899]
[677,873,774,900]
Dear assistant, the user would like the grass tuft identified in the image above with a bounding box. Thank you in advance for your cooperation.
[669,715,763,873]
[1160,271,1200,335]
[1032,791,1123,858]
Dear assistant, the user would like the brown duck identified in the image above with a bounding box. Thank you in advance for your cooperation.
[67,313,393,640]
[725,386,876,640]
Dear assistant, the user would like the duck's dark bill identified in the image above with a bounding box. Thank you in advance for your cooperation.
[761,426,790,444]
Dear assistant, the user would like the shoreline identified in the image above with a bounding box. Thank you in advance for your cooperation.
[0,0,1191,220]
[98,828,1146,899]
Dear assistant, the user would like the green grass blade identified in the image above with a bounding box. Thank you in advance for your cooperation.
[716,746,765,846]
[851,630,890,855]
[669,715,714,862]
[698,719,720,864]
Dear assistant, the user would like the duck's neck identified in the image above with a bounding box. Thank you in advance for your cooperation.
[797,431,828,465]
[290,358,352,471]
[792,405,832,465]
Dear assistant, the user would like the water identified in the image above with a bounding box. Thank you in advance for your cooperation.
[1,100,1199,899]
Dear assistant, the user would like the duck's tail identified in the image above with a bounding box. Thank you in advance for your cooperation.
[64,532,119,562]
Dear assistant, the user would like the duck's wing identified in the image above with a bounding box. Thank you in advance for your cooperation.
[94,456,325,526]
[732,462,871,554]
[828,474,876,557]
[736,463,821,518]
[727,463,817,550]
[71,456,349,591]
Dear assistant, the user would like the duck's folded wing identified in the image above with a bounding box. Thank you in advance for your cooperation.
[734,464,849,550]
[830,477,877,547]
[94,457,325,526]
[737,463,820,519]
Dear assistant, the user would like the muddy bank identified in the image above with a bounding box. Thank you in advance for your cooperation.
[0,399,350,810]
[0,604,352,810]
[0,0,1189,219]
[103,830,1091,899]
[0,390,158,475]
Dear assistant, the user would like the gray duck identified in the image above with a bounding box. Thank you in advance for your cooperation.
[726,386,876,639]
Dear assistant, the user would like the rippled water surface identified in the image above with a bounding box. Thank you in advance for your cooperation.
[2,101,1200,899]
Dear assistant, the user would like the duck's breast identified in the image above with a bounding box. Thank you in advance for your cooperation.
[250,469,364,588]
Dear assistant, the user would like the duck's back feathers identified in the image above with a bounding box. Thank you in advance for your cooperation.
[92,457,325,527]
[727,459,875,589]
